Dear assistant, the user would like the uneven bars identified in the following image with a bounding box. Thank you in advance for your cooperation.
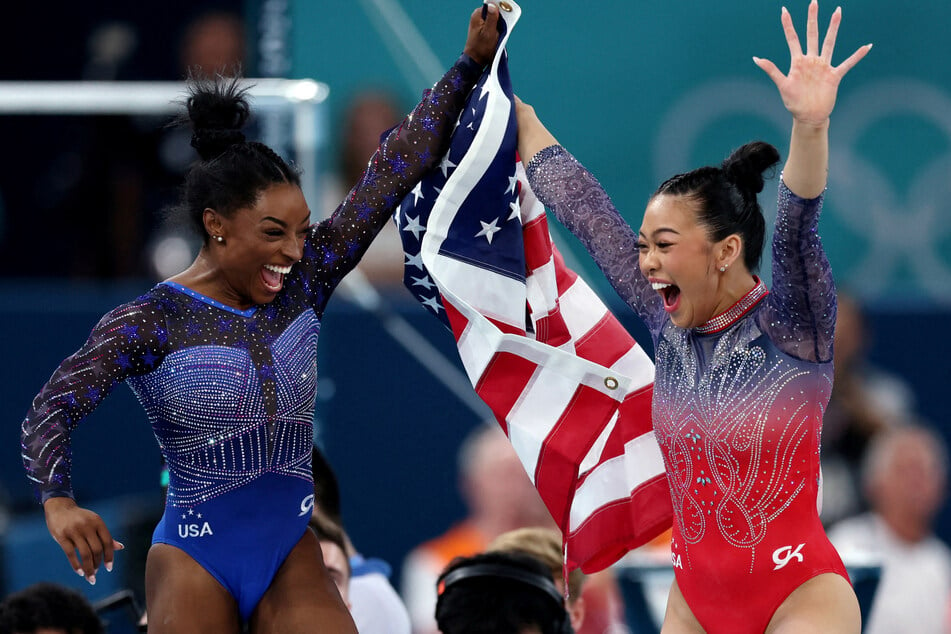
[0,79,328,115]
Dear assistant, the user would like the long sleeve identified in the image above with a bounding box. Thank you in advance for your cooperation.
[299,54,484,312]
[525,144,665,332]
[21,296,170,502]
[758,179,836,363]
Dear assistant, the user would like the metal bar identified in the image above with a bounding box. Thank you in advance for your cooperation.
[0,79,328,115]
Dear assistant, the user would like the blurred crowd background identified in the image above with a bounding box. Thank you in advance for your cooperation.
[0,1,948,632]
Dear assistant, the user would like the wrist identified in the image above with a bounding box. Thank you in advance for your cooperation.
[791,117,830,135]
[43,495,77,512]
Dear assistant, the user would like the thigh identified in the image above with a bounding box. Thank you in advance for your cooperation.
[249,528,357,634]
[660,578,705,634]
[145,543,241,634]
[766,573,860,634]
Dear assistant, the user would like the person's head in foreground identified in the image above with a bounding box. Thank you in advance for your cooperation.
[0,582,104,634]
[435,551,573,634]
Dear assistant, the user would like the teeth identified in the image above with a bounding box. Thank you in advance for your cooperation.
[264,264,292,275]
[651,282,671,291]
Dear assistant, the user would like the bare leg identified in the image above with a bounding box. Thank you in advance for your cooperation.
[766,573,860,634]
[249,528,357,634]
[660,578,705,634]
[145,543,241,633]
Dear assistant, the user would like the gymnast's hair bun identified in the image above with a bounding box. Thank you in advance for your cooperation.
[721,141,780,200]
[184,76,251,161]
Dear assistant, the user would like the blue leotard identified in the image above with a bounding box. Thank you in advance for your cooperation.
[21,54,482,621]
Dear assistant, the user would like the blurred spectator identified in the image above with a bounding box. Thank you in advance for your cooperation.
[0,582,104,634]
[821,291,918,524]
[178,11,246,79]
[401,424,556,634]
[488,526,632,634]
[310,510,353,609]
[312,447,412,634]
[320,90,406,286]
[828,425,951,634]
[435,551,572,634]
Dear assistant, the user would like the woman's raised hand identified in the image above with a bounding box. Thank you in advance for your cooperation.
[463,3,501,67]
[753,1,871,126]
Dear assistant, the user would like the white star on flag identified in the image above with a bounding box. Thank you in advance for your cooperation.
[439,155,457,177]
[475,217,502,244]
[411,182,424,205]
[403,215,425,240]
[404,251,424,270]
[411,275,435,290]
[421,295,442,313]
[508,200,520,221]
[506,174,518,195]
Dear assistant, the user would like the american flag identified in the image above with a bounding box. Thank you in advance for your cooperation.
[395,0,671,573]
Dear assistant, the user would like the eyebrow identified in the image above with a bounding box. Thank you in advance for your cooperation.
[638,228,681,239]
[261,214,312,228]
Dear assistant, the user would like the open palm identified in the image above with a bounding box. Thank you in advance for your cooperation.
[754,1,871,126]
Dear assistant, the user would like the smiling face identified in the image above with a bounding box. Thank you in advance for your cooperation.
[206,182,310,308]
[638,193,738,329]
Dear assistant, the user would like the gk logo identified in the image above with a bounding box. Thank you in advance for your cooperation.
[298,494,315,517]
[772,544,805,570]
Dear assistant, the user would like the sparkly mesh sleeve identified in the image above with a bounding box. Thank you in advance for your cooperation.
[525,145,665,333]
[757,180,836,363]
[21,295,171,503]
[300,54,484,312]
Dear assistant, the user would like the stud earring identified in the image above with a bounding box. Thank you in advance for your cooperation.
[214,235,224,243]
[719,265,727,273]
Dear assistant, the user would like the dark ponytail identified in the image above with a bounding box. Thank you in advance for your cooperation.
[169,75,301,241]
[652,141,780,272]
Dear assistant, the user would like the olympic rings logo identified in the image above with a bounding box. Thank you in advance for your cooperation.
[653,77,951,303]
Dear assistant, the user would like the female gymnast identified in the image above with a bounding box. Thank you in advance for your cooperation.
[515,2,869,632]
[20,5,500,632]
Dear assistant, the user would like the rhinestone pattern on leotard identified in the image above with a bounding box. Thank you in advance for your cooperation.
[21,54,484,505]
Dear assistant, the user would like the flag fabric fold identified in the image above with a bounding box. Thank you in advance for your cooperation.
[395,0,672,573]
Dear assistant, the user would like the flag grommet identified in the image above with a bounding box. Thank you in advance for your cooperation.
[604,377,619,390]
[499,1,513,12]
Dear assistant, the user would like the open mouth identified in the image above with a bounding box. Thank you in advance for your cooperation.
[652,281,681,313]
[261,263,292,293]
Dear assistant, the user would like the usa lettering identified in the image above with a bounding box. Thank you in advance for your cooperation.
[178,522,214,538]
[671,553,683,569]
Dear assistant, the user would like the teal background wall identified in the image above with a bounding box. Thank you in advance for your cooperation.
[292,0,951,307]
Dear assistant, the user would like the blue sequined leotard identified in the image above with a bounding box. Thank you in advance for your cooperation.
[21,54,483,621]
[526,146,849,634]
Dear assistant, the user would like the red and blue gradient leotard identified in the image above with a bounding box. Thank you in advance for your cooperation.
[526,145,849,634]
[20,54,483,622]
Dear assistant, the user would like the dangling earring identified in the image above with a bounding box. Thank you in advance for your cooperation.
[214,235,224,244]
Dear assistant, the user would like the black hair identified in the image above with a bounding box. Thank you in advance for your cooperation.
[0,582,104,634]
[169,74,301,242]
[312,446,343,524]
[435,551,572,634]
[652,141,780,272]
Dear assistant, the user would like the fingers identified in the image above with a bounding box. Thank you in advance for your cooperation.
[752,57,786,88]
[806,0,819,57]
[483,2,500,32]
[54,536,85,579]
[99,525,116,572]
[835,43,872,77]
[820,6,842,63]
[780,7,803,58]
[51,514,120,584]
